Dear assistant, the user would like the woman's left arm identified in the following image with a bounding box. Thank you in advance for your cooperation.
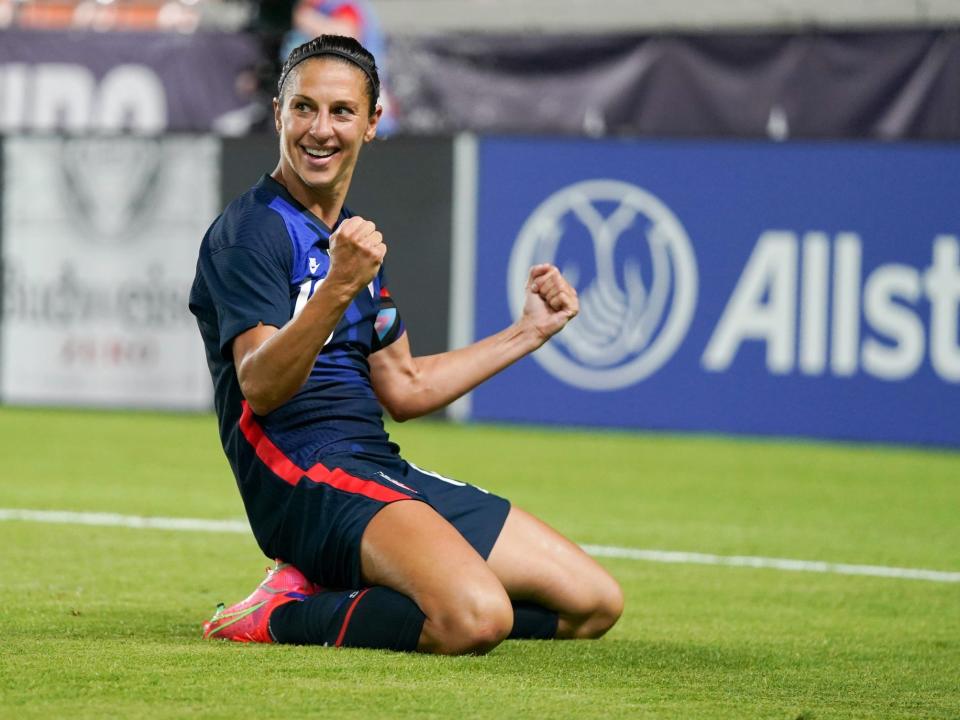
[369,264,578,421]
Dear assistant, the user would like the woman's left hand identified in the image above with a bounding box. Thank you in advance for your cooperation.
[521,264,579,344]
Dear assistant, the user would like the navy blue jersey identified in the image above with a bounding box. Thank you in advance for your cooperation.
[189,175,405,477]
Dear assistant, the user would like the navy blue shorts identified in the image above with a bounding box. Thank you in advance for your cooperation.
[261,452,511,589]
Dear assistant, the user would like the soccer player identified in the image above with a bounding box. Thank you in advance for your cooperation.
[189,34,623,654]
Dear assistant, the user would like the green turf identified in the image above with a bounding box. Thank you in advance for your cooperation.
[1,406,958,719]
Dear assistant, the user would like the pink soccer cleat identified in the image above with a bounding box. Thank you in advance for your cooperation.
[202,561,319,643]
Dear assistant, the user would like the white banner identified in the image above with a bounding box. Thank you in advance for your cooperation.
[1,136,216,409]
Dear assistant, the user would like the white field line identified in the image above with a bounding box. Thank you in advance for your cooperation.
[0,508,249,534]
[3,508,959,584]
[579,545,960,584]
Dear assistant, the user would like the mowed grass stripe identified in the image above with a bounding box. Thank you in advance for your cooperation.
[3,507,958,584]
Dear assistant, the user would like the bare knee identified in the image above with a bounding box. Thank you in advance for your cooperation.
[423,586,513,655]
[563,576,624,639]
[588,577,625,637]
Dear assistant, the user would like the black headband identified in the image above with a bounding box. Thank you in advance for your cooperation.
[277,48,378,98]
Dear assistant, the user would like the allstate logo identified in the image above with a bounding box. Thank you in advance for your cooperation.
[507,179,698,390]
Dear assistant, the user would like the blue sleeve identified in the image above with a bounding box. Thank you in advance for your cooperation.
[202,245,291,359]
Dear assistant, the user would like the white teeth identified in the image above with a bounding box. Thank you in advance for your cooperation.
[305,147,335,158]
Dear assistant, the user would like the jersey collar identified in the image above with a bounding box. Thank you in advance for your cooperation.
[259,174,351,237]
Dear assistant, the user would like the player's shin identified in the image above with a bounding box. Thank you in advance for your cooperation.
[269,586,425,651]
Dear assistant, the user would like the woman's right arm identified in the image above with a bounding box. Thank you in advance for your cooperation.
[233,216,385,415]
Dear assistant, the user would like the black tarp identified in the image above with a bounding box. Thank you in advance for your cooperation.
[386,29,960,140]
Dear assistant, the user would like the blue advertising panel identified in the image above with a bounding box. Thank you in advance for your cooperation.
[470,138,960,446]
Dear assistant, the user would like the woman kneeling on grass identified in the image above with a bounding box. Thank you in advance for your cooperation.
[188,34,623,654]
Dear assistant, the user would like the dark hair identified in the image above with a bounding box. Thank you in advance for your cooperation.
[277,34,380,115]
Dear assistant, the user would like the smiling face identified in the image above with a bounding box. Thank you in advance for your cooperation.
[272,57,381,223]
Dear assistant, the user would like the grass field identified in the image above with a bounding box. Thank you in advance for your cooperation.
[0,406,958,719]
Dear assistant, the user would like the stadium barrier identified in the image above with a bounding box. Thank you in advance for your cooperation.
[1,133,956,447]
[4,27,958,140]
[0,29,262,134]
[388,29,960,140]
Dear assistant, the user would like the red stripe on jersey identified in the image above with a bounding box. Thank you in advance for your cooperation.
[239,401,303,486]
[304,465,410,503]
[239,401,409,503]
[334,587,372,647]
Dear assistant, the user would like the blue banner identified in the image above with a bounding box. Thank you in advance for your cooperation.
[470,138,960,447]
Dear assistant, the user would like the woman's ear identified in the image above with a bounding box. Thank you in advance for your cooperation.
[364,105,384,142]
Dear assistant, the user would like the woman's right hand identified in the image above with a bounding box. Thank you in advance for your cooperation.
[325,216,386,298]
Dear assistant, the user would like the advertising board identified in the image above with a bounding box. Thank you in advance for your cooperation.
[470,138,959,446]
[1,136,217,409]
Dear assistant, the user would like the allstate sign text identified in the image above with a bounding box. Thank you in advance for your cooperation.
[471,138,959,447]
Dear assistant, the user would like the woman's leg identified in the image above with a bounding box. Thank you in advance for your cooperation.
[359,500,515,655]
[486,507,624,639]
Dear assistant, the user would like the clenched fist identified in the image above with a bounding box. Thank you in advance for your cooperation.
[522,263,579,343]
[326,216,386,297]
